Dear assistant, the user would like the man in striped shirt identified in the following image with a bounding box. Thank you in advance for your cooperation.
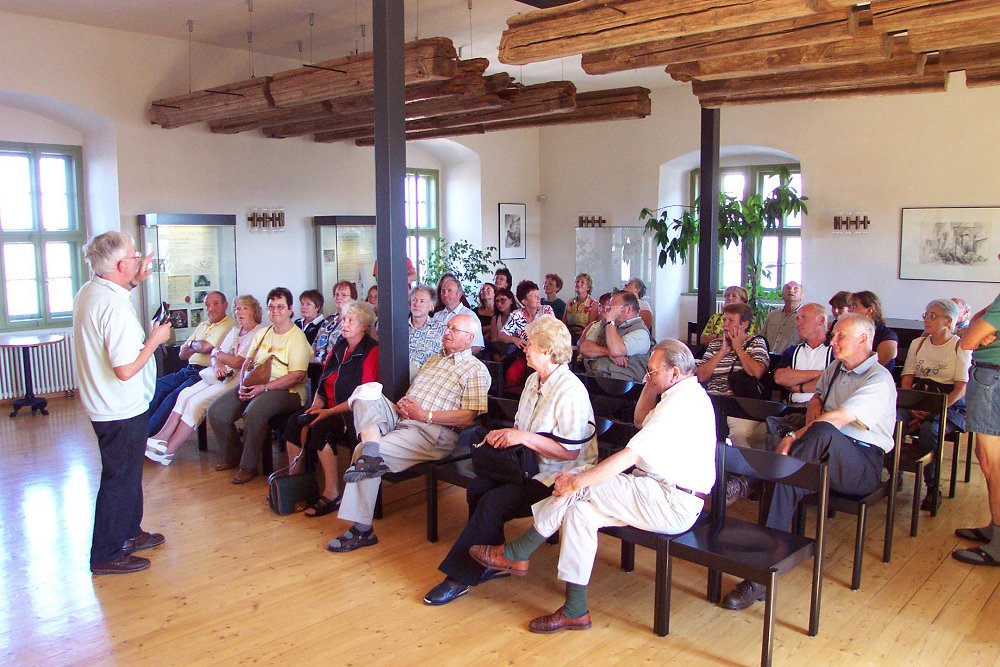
[327,313,491,553]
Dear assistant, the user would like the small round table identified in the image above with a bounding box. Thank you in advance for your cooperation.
[0,333,65,417]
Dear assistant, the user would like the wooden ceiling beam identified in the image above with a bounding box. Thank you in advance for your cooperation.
[697,73,948,107]
[498,0,858,65]
[149,78,273,129]
[871,0,1000,33]
[668,32,894,82]
[933,44,1000,73]
[581,7,863,75]
[965,65,1000,88]
[907,15,1000,53]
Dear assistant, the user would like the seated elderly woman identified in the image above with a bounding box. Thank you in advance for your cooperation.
[849,290,899,370]
[900,298,972,512]
[283,301,379,516]
[563,273,599,343]
[145,295,263,465]
[696,302,770,450]
[700,285,757,346]
[423,316,597,606]
[498,280,556,388]
[207,287,313,484]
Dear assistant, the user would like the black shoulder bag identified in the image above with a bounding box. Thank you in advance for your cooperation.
[471,423,597,485]
[727,336,770,400]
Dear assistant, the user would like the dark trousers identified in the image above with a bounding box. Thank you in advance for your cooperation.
[766,421,885,531]
[90,410,149,564]
[438,477,551,586]
[148,365,202,436]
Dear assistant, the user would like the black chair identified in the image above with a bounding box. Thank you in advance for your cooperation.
[709,394,788,445]
[669,442,830,667]
[948,428,976,498]
[586,376,644,423]
[801,420,903,591]
[481,359,505,398]
[260,410,297,475]
[896,388,948,535]
[596,419,639,460]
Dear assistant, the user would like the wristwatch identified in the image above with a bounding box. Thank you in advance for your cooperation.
[426,411,434,424]
[785,431,797,440]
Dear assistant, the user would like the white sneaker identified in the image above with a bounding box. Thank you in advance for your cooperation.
[146,438,168,454]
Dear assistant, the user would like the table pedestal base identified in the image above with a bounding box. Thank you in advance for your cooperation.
[11,395,48,418]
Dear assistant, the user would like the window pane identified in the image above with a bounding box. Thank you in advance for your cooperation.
[783,237,802,285]
[759,236,779,290]
[721,241,743,288]
[45,242,74,314]
[404,175,417,230]
[3,243,40,318]
[0,154,34,231]
[40,156,71,231]
[722,173,745,200]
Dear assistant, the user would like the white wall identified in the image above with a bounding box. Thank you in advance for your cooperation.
[539,81,1000,340]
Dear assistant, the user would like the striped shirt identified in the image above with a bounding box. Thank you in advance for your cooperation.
[698,335,770,396]
[408,348,490,414]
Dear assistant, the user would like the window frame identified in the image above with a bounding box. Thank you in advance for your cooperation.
[687,162,802,295]
[0,142,86,331]
[403,168,440,283]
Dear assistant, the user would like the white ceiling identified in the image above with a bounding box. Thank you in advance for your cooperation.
[0,0,676,92]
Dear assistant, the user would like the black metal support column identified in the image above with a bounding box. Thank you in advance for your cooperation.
[697,107,721,329]
[372,0,408,401]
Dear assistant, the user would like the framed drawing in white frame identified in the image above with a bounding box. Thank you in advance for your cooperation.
[499,203,526,260]
[899,206,1000,282]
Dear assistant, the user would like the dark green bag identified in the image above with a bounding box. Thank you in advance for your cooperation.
[267,453,319,515]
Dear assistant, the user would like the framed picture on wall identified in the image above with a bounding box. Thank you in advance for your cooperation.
[899,206,1000,282]
[499,203,526,260]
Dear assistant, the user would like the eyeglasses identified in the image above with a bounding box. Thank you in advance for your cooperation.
[267,304,289,311]
[644,366,667,381]
[445,324,475,336]
[922,312,942,320]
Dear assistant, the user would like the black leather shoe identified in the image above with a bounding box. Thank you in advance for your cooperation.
[91,554,151,575]
[479,567,511,584]
[123,531,165,555]
[423,578,470,606]
[722,579,766,610]
[921,488,942,512]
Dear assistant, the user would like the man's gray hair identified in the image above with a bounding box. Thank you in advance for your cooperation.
[801,302,828,326]
[838,312,875,348]
[927,298,960,330]
[652,339,695,376]
[409,284,436,303]
[82,231,133,277]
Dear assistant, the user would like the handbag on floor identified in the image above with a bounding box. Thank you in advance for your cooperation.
[267,451,319,515]
[471,422,596,485]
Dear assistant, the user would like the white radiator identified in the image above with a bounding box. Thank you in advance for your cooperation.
[0,332,77,400]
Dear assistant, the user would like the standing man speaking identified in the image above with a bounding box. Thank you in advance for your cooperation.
[74,231,172,575]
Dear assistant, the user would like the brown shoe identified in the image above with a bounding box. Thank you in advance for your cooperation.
[232,467,258,484]
[468,544,528,576]
[122,531,165,554]
[214,461,237,472]
[91,554,151,575]
[528,607,592,634]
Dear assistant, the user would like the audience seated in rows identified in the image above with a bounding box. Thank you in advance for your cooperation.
[207,287,312,485]
[849,290,898,370]
[145,295,262,465]
[700,285,757,347]
[326,312,490,553]
[284,301,379,517]
[312,280,357,365]
[695,302,769,449]
[723,312,897,611]
[475,282,495,335]
[466,340,715,633]
[761,281,803,354]
[624,277,654,333]
[542,273,566,321]
[294,289,325,345]
[498,280,556,388]
[407,284,446,380]
[433,274,485,354]
[900,298,971,512]
[493,268,513,293]
[563,273,599,342]
[578,290,651,383]
[488,287,517,353]
[424,316,597,607]
[147,290,234,437]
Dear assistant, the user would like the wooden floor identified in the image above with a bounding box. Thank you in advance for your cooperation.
[2,396,999,666]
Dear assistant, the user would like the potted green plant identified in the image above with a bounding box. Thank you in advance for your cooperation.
[419,238,506,302]
[639,166,807,327]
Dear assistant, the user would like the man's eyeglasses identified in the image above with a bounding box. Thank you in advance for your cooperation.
[446,324,475,336]
[644,366,667,382]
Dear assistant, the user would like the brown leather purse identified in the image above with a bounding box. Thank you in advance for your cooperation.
[240,326,274,388]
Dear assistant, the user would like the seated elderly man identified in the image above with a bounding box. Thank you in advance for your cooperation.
[578,290,651,382]
[147,291,233,436]
[327,313,491,552]
[469,340,716,633]
[765,303,835,450]
[433,275,485,355]
[407,284,446,380]
[723,312,897,610]
[762,281,804,353]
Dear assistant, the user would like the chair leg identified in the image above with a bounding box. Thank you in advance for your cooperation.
[910,462,923,538]
[426,471,438,543]
[620,540,635,572]
[197,421,208,451]
[884,486,896,565]
[964,433,975,483]
[373,486,383,520]
[949,437,960,499]
[851,505,867,591]
[653,540,671,637]
[761,575,777,667]
[261,429,275,476]
[707,569,722,604]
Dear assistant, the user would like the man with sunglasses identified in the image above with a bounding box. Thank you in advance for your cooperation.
[327,313,490,553]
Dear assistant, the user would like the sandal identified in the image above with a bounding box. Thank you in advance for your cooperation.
[952,546,1000,567]
[144,449,175,466]
[955,527,992,543]
[304,495,341,518]
[146,438,168,454]
[343,455,389,483]
[326,527,378,553]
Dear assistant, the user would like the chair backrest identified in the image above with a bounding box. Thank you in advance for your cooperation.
[482,359,505,398]
[687,321,700,345]
[487,396,519,428]
[710,394,788,423]
[896,387,947,416]
[590,376,643,399]
[596,418,639,458]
